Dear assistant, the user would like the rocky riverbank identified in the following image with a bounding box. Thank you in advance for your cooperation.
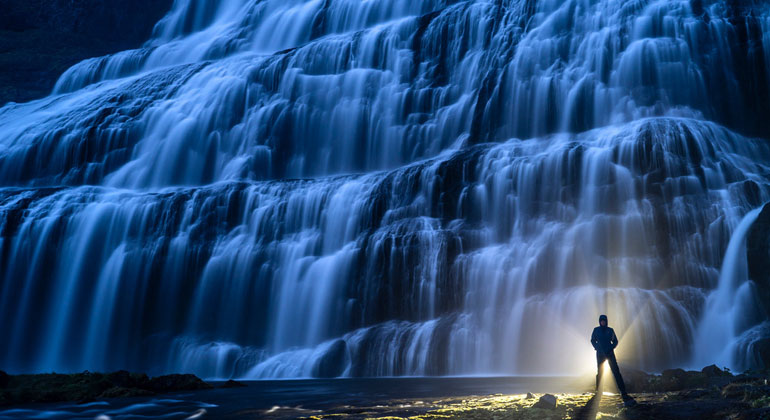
[0,370,214,406]
[275,365,770,420]
[0,365,768,419]
[290,388,768,420]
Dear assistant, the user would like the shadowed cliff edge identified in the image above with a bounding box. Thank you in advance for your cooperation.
[0,0,173,105]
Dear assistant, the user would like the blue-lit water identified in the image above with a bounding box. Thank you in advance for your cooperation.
[1,0,770,379]
[0,376,586,419]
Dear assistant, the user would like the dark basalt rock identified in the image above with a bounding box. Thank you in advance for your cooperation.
[532,393,557,409]
[622,367,655,393]
[656,368,694,391]
[313,339,348,378]
[147,374,213,393]
[722,382,752,399]
[702,364,732,377]
[662,368,688,379]
[721,381,770,400]
[752,338,770,369]
[748,203,770,318]
[220,379,247,388]
[746,203,770,369]
[0,0,173,41]
[0,371,212,407]
[622,365,752,394]
[618,368,770,419]
[104,370,150,389]
[0,0,174,105]
[98,386,154,399]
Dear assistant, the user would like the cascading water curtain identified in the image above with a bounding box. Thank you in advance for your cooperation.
[1,0,770,378]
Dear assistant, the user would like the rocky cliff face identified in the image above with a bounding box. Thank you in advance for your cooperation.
[0,0,173,105]
[748,204,770,312]
[747,203,770,368]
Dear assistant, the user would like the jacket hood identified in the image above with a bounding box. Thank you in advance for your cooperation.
[599,314,608,325]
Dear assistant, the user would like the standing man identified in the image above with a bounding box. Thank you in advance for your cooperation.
[591,314,635,405]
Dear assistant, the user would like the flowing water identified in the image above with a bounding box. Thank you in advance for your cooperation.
[0,377,585,419]
[1,0,770,379]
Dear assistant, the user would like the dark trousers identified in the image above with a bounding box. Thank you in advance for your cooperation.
[596,351,627,395]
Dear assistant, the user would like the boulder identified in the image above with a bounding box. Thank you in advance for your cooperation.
[702,365,731,377]
[533,393,557,409]
[662,368,687,379]
[654,368,689,391]
[526,392,535,399]
[220,380,247,388]
[0,371,214,407]
[105,370,150,389]
[622,368,654,393]
[147,374,213,393]
[722,382,753,399]
[681,370,709,389]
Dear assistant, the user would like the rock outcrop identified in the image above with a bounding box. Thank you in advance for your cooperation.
[533,393,558,409]
[0,370,213,406]
[0,0,173,105]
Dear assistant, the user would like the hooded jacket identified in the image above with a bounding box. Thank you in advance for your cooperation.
[591,314,618,354]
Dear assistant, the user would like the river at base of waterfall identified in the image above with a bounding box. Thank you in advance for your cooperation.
[2,370,769,420]
[0,376,585,419]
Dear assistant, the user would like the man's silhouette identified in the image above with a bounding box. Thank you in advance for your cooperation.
[591,314,634,404]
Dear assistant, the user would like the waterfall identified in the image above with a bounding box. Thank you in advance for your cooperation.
[1,0,770,379]
[691,205,765,370]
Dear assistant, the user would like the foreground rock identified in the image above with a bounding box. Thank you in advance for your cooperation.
[533,393,558,409]
[621,364,763,394]
[220,379,247,388]
[0,370,212,406]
